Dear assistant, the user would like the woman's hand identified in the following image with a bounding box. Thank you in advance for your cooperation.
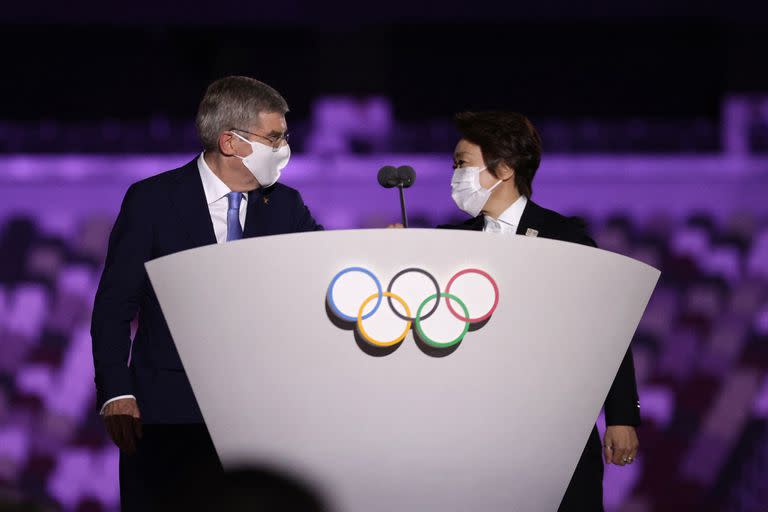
[603,425,639,466]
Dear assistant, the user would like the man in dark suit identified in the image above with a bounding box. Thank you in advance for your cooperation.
[90,76,322,510]
[439,111,641,511]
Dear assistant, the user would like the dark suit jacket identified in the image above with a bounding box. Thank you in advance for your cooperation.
[438,199,641,427]
[91,158,323,424]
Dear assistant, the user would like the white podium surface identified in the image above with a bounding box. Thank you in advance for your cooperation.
[145,229,659,512]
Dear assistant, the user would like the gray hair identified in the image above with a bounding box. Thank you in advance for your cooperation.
[195,76,289,151]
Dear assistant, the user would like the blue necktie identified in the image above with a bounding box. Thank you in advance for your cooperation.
[226,192,243,241]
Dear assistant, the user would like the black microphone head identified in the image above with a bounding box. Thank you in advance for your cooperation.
[377,165,399,188]
[396,166,416,188]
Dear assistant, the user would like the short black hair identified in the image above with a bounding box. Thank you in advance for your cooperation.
[455,111,542,197]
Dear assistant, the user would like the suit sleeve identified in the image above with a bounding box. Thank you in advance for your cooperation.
[571,224,642,427]
[90,183,152,411]
[292,190,324,232]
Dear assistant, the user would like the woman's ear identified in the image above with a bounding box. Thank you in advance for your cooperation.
[496,162,515,182]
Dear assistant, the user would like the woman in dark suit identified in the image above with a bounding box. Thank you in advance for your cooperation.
[440,111,641,511]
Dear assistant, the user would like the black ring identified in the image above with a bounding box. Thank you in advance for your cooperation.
[386,268,441,322]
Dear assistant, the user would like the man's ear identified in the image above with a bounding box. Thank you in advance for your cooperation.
[218,131,237,156]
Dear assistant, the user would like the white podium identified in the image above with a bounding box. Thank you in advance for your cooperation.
[145,229,659,512]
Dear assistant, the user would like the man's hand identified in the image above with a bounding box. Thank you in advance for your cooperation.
[603,425,638,466]
[103,398,142,455]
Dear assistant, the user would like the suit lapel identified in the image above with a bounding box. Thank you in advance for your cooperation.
[516,199,541,236]
[169,159,217,247]
[466,216,485,231]
[243,187,270,238]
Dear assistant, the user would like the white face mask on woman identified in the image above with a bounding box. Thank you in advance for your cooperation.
[232,132,291,188]
[451,166,502,217]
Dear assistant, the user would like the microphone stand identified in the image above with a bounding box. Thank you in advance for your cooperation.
[398,183,408,228]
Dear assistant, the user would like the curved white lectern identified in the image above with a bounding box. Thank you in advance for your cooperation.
[145,229,659,512]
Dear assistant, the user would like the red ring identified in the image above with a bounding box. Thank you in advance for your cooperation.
[444,268,499,323]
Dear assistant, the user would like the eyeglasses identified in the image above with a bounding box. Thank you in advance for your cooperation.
[230,127,290,151]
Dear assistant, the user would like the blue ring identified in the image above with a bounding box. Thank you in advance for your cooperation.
[327,267,383,322]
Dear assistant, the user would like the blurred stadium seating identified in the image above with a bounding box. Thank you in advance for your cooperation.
[0,205,767,511]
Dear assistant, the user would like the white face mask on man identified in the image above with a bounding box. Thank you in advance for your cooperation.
[450,166,502,217]
[232,132,291,188]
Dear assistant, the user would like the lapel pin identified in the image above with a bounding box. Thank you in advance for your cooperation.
[525,228,539,237]
[262,196,269,205]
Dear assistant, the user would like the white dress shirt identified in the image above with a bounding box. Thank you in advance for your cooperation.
[196,152,249,243]
[100,152,248,414]
[483,195,528,235]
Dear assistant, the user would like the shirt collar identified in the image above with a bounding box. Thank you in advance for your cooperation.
[484,195,528,231]
[197,152,248,205]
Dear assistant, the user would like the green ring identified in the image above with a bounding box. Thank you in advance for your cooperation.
[414,293,470,348]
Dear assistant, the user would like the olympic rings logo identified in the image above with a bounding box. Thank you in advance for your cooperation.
[326,267,499,353]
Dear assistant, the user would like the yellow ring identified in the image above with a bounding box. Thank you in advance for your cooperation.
[357,292,412,347]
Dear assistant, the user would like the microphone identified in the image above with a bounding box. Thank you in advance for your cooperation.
[377,165,416,228]
[377,166,399,188]
[396,165,416,188]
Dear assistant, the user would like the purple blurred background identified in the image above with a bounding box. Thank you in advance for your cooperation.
[2,4,768,511]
